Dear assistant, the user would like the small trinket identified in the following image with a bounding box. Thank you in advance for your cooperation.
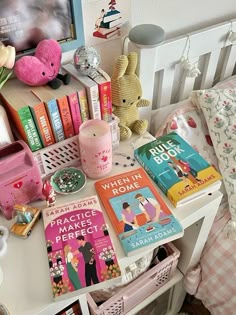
[50,168,86,194]
[42,180,56,207]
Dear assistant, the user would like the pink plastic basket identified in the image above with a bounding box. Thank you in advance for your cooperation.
[87,242,180,315]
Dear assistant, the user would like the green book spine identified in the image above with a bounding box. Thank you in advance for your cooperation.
[18,107,43,151]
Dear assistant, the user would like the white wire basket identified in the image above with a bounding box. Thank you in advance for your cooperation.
[33,135,81,179]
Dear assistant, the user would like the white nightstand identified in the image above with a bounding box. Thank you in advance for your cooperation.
[0,133,222,315]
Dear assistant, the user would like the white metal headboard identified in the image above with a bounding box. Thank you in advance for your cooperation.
[128,18,236,121]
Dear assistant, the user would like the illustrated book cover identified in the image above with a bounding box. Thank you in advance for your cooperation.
[82,0,131,46]
[134,132,222,207]
[42,195,121,300]
[95,167,184,256]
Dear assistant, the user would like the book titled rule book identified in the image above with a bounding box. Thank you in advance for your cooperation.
[42,195,121,301]
[95,168,183,257]
[134,132,222,208]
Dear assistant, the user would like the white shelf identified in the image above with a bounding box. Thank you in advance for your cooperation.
[0,133,223,315]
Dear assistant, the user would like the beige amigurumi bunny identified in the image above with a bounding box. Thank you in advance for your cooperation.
[111,52,150,140]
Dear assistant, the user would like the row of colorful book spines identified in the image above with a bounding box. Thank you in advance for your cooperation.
[22,96,82,152]
[26,89,114,152]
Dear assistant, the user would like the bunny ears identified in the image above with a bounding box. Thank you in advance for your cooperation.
[112,52,138,79]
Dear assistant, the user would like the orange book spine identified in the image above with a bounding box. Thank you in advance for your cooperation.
[31,102,55,147]
[57,96,75,138]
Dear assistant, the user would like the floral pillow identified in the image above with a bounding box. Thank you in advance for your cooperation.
[191,89,236,239]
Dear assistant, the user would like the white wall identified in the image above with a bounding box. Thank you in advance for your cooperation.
[63,0,236,75]
[131,0,236,39]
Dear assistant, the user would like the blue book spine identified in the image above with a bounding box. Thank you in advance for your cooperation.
[46,99,65,142]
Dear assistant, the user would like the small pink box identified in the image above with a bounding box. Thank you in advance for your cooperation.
[0,140,43,219]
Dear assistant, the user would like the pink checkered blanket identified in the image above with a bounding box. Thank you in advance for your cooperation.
[184,209,236,314]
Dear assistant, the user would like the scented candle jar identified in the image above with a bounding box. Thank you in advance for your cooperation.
[78,120,112,179]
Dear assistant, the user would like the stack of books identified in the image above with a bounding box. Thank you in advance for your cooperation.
[93,9,122,39]
[0,65,120,152]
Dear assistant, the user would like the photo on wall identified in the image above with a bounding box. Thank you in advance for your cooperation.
[82,0,131,45]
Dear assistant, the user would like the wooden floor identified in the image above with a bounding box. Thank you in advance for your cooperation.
[179,295,211,315]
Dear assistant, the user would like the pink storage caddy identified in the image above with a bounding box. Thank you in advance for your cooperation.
[0,140,43,219]
[87,242,180,315]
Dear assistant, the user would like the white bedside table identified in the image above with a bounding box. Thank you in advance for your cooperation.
[0,133,223,315]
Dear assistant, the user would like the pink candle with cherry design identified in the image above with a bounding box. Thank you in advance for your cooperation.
[78,119,112,179]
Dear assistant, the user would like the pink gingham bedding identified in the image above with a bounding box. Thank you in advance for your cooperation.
[153,75,236,315]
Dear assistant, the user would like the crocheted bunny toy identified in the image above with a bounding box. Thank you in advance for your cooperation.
[111,52,150,140]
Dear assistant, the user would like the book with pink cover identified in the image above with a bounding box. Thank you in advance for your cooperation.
[42,195,121,301]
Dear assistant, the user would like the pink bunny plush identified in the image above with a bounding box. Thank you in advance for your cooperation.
[14,39,70,89]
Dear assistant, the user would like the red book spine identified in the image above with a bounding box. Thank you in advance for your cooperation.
[98,81,112,122]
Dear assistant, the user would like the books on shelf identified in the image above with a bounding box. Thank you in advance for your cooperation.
[42,195,121,300]
[103,9,121,23]
[95,167,183,256]
[93,29,120,39]
[66,77,90,126]
[51,88,75,139]
[0,78,43,151]
[89,68,113,122]
[34,85,75,139]
[100,17,123,29]
[40,78,84,135]
[97,24,121,35]
[32,87,66,143]
[64,86,82,135]
[62,63,101,120]
[134,132,222,208]
[29,96,55,147]
[75,84,90,123]
[96,24,121,36]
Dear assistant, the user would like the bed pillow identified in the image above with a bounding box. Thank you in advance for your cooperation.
[150,99,194,136]
[191,88,236,240]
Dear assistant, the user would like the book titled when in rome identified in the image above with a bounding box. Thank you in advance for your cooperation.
[95,168,183,256]
[42,195,121,301]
